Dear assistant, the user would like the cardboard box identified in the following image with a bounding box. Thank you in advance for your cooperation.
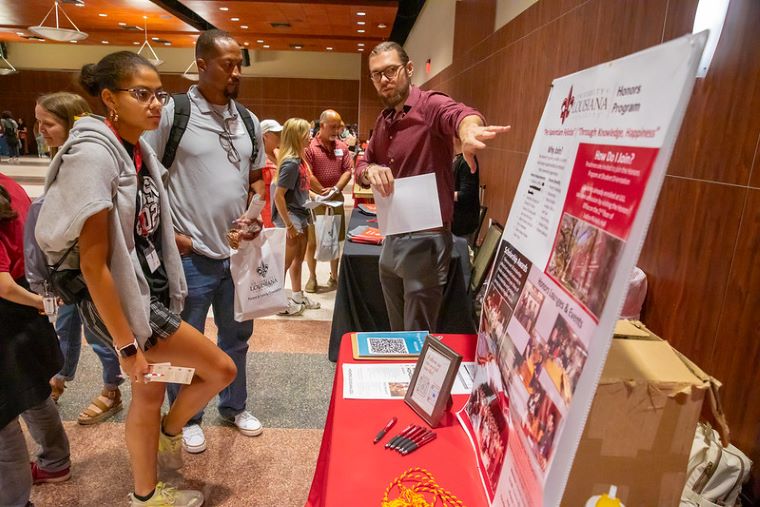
[561,320,725,507]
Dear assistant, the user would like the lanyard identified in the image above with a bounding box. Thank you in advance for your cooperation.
[105,119,142,172]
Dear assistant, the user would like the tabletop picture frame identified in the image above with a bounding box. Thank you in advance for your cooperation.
[404,336,463,427]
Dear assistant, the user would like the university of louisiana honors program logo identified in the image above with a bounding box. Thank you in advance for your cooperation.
[560,86,574,124]
[256,261,269,278]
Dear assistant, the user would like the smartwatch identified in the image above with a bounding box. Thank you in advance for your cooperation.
[116,340,139,358]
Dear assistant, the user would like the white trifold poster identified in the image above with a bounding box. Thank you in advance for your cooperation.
[457,33,707,506]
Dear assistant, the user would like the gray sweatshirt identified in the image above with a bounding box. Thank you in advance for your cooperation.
[35,116,186,347]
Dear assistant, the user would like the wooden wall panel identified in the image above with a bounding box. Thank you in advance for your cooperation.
[708,188,760,487]
[0,70,358,153]
[453,0,497,61]
[425,0,760,495]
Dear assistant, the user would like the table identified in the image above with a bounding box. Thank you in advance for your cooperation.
[329,209,476,361]
[306,333,488,507]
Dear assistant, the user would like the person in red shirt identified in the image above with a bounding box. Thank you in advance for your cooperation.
[303,109,353,292]
[0,173,72,505]
[259,119,283,228]
[355,41,509,332]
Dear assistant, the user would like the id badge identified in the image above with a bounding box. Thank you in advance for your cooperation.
[334,148,344,157]
[143,241,161,273]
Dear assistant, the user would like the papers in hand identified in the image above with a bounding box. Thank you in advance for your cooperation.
[304,195,343,210]
[373,173,442,236]
[143,363,195,384]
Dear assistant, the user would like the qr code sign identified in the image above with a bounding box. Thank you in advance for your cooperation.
[368,338,409,355]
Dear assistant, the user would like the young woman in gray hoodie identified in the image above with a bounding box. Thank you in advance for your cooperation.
[36,51,236,507]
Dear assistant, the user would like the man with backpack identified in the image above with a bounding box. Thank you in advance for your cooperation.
[1,111,20,163]
[144,29,266,454]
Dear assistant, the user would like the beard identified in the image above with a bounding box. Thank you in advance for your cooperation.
[224,81,240,100]
[379,79,410,109]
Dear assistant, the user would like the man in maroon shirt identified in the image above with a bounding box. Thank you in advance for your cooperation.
[355,41,509,332]
[304,109,353,292]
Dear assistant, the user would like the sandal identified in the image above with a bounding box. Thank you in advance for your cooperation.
[77,387,123,425]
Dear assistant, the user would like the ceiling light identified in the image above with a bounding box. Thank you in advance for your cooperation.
[263,45,270,48]
[357,43,365,47]
[220,7,228,11]
[133,41,139,45]
[241,25,248,29]
[378,23,387,29]
[28,0,89,42]
[101,40,109,44]
[231,17,239,21]
[15,32,24,36]
[358,48,364,52]
[70,40,77,43]
[98,13,107,17]
[182,59,199,81]
[257,39,264,43]
[0,46,17,75]
[357,29,365,33]
[326,47,333,51]
[244,42,249,46]
[118,22,127,26]
[357,12,366,16]
[357,21,365,25]
[136,19,164,66]
[164,42,171,46]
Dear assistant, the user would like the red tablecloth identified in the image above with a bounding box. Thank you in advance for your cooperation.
[306,334,488,507]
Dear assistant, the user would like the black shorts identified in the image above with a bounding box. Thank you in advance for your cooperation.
[78,297,181,352]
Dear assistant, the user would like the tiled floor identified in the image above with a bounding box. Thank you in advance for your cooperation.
[5,156,346,506]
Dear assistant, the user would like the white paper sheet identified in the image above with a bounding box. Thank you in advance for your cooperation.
[342,362,475,400]
[373,173,443,235]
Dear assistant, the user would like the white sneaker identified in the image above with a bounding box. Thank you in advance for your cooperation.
[181,424,206,454]
[300,294,321,310]
[278,298,305,316]
[224,410,263,437]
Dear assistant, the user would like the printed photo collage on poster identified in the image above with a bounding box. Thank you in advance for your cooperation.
[465,141,659,492]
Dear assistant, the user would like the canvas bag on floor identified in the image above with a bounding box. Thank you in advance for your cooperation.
[315,207,341,261]
[680,422,752,507]
[231,227,288,321]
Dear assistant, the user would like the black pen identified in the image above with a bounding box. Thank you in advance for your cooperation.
[385,424,414,449]
[393,426,425,451]
[402,431,437,455]
[373,416,398,444]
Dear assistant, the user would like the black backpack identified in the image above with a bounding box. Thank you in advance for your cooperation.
[2,118,18,143]
[161,93,259,169]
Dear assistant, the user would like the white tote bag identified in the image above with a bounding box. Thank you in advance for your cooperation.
[230,227,288,321]
[315,211,342,261]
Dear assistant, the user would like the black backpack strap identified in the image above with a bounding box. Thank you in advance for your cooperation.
[233,100,260,164]
[161,93,191,169]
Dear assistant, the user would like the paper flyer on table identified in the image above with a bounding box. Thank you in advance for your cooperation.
[342,362,475,399]
[373,172,442,235]
[457,33,707,506]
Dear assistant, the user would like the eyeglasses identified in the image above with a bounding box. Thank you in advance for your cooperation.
[218,116,241,164]
[369,64,404,83]
[115,87,170,106]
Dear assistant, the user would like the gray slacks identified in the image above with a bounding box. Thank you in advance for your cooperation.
[379,231,453,331]
[0,397,70,507]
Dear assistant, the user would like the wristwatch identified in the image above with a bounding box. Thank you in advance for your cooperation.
[116,339,139,358]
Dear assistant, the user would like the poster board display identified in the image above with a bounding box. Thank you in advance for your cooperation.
[457,32,707,506]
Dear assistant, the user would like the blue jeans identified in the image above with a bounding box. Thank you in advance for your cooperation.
[53,304,123,390]
[167,253,253,425]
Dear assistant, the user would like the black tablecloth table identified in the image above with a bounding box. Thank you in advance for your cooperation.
[328,209,476,361]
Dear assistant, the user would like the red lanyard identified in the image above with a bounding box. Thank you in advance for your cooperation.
[105,119,142,172]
